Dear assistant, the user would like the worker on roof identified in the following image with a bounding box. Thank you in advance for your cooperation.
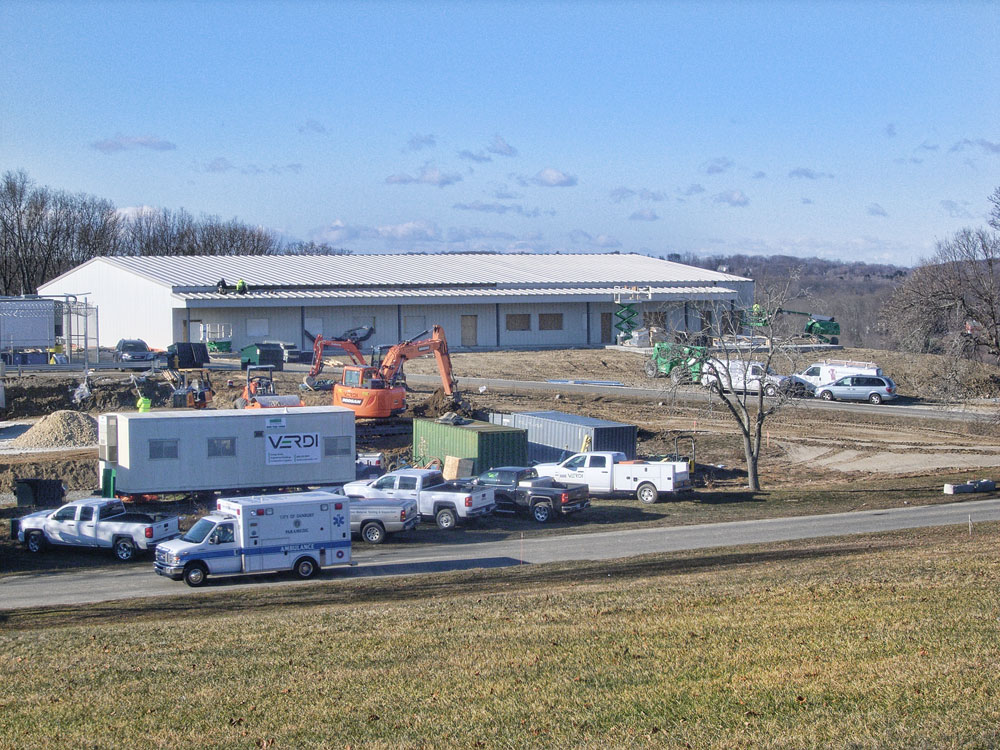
[235,278,247,295]
[217,278,228,294]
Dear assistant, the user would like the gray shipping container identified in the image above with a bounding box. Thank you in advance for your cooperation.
[99,407,356,495]
[0,299,58,350]
[489,410,637,463]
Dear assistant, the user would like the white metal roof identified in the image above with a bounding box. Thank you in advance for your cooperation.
[175,285,740,303]
[94,253,750,291]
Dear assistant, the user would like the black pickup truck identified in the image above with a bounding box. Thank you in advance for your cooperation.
[474,466,590,523]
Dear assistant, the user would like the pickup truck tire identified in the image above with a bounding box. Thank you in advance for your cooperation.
[764,384,778,397]
[637,482,659,504]
[294,557,317,579]
[531,502,554,523]
[183,563,208,587]
[113,537,137,562]
[26,531,46,553]
[435,507,457,530]
[360,521,386,545]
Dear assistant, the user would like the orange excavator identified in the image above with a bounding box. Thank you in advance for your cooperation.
[303,325,458,419]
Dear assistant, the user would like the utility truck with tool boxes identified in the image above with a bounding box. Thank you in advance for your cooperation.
[533,451,691,503]
[155,491,352,586]
[342,468,495,529]
[14,498,180,561]
[99,407,356,499]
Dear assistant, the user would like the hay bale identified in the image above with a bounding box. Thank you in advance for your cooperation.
[10,410,99,449]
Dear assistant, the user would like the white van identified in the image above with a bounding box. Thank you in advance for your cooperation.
[154,491,352,586]
[700,359,788,396]
[796,360,882,388]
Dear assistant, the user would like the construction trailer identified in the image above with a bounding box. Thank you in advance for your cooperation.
[99,407,356,497]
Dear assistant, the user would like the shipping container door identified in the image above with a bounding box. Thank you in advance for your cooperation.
[461,315,478,347]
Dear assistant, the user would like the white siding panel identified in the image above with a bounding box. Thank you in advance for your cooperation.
[38,259,177,348]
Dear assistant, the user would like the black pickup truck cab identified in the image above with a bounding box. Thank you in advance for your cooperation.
[474,466,590,523]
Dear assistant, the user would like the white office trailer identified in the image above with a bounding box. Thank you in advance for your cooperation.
[99,407,356,497]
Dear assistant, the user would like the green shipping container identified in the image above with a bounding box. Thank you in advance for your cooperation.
[412,418,528,474]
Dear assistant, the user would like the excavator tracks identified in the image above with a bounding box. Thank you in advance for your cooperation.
[355,418,413,438]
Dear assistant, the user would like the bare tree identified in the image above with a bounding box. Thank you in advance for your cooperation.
[881,189,1000,363]
[648,277,804,491]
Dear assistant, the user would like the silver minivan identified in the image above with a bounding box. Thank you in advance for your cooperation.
[817,375,897,404]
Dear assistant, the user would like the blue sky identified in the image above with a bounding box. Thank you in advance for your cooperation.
[2,1,998,265]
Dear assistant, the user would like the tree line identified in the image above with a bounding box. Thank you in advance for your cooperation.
[0,169,348,296]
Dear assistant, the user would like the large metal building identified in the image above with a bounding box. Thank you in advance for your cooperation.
[37,253,754,352]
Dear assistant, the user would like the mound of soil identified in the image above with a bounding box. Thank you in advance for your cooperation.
[406,387,478,418]
[11,411,99,449]
[1,376,174,418]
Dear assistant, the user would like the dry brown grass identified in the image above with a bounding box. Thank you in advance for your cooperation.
[2,525,999,749]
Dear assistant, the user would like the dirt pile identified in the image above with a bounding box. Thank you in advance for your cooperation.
[1,376,174,418]
[406,387,478,419]
[11,411,99,449]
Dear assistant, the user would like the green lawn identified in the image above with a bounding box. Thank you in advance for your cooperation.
[2,524,998,748]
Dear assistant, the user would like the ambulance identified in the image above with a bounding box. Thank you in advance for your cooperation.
[154,491,352,587]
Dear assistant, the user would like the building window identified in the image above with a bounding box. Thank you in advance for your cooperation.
[324,436,352,457]
[208,437,236,458]
[506,314,530,331]
[538,313,563,331]
[247,318,269,338]
[149,439,179,460]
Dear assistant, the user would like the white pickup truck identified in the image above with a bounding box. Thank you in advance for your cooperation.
[533,451,691,503]
[342,468,495,529]
[15,498,181,561]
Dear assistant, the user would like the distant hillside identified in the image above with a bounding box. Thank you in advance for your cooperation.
[670,253,909,349]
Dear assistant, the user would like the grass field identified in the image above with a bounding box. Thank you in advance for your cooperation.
[2,524,999,748]
[3,470,996,577]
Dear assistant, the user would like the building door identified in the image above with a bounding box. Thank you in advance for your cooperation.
[188,319,202,343]
[461,315,478,347]
[600,313,613,343]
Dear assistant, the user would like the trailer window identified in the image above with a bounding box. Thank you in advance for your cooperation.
[208,437,236,458]
[324,436,352,457]
[149,439,179,460]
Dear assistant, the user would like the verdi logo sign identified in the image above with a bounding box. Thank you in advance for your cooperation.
[265,432,321,465]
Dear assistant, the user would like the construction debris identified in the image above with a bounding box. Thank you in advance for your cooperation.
[10,411,99,449]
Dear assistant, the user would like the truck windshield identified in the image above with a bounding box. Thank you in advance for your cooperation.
[180,518,216,543]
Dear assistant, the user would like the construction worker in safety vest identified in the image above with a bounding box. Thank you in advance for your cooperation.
[236,278,247,294]
[136,396,151,412]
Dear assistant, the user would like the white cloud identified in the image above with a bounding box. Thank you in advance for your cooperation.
[884,123,897,138]
[487,135,518,157]
[311,219,365,244]
[406,134,436,151]
[458,150,491,163]
[569,229,621,248]
[801,197,814,205]
[610,187,636,203]
[629,208,659,221]
[206,157,236,173]
[90,134,177,153]
[530,168,577,187]
[386,164,463,187]
[298,119,327,135]
[940,200,973,219]
[453,201,550,218]
[789,167,834,179]
[867,203,887,217]
[680,183,705,196]
[701,157,733,175]
[713,190,749,207]
[949,138,1000,154]
[376,220,442,242]
[751,171,766,180]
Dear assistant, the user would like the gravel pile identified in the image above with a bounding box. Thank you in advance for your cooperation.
[10,411,99,449]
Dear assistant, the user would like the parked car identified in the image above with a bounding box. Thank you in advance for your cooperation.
[14,498,180,561]
[473,466,590,522]
[816,375,897,404]
[113,339,158,369]
[700,359,789,397]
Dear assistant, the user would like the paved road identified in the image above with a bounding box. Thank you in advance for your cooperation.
[421,374,993,423]
[4,498,998,611]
